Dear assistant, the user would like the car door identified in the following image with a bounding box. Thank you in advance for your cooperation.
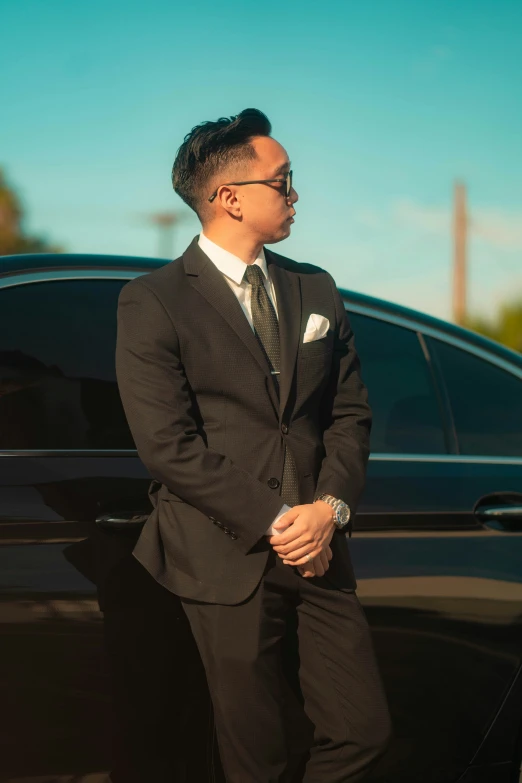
[0,269,214,783]
[346,306,522,783]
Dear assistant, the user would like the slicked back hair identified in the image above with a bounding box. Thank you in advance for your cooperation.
[171,108,272,219]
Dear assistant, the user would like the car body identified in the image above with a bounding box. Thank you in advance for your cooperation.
[1,253,521,783]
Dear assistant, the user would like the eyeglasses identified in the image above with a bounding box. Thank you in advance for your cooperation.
[208,170,293,203]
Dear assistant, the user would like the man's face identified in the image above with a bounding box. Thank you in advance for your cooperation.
[233,136,298,244]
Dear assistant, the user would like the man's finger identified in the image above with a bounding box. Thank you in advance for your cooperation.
[283,548,322,567]
[312,555,325,577]
[273,540,310,558]
[272,533,315,555]
[269,525,304,547]
[278,538,333,564]
[271,505,302,531]
[319,550,329,572]
[279,544,312,562]
[286,543,332,568]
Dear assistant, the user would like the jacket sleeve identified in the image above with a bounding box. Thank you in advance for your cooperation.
[315,272,372,528]
[115,278,284,554]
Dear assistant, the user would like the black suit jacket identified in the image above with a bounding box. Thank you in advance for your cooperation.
[115,238,372,604]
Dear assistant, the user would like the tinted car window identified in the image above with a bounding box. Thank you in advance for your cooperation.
[349,313,446,454]
[0,279,135,449]
[432,339,522,456]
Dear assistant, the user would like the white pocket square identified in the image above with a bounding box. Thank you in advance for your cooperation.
[303,313,330,343]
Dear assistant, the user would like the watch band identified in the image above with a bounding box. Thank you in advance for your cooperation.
[314,493,351,532]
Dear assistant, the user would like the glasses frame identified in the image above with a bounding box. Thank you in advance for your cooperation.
[208,170,293,203]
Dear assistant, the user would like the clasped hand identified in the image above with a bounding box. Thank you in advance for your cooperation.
[267,501,335,578]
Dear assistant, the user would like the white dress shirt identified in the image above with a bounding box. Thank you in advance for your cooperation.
[198,232,291,536]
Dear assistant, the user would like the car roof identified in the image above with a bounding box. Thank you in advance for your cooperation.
[2,252,521,370]
[341,286,522,369]
[0,252,166,276]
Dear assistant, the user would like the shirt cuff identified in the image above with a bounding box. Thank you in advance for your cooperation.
[265,504,291,536]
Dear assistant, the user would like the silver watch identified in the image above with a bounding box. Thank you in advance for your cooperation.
[314,493,351,531]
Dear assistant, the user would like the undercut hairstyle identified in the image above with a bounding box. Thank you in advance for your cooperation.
[171,108,272,218]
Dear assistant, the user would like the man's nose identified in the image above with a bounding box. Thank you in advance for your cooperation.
[289,187,299,204]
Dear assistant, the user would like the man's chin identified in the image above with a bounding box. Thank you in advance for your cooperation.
[265,225,293,245]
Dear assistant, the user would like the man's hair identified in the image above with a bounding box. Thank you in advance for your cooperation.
[172,108,272,218]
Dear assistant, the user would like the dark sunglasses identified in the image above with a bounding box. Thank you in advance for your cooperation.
[208,170,293,203]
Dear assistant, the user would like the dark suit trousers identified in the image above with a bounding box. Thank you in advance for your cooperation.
[181,549,392,783]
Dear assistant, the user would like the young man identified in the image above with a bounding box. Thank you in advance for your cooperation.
[115,108,392,782]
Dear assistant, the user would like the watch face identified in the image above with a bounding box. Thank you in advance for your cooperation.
[336,504,350,527]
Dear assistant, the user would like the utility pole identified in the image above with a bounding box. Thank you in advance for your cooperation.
[146,212,181,258]
[452,181,468,326]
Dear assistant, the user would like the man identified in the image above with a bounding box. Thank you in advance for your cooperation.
[115,108,392,782]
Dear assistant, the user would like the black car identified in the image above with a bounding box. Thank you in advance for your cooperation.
[1,253,521,783]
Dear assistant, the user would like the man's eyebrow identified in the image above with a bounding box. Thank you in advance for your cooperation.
[273,161,291,176]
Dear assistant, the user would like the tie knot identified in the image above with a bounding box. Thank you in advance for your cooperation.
[244,264,265,287]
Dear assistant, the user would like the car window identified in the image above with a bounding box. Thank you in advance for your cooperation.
[349,312,446,454]
[431,338,522,456]
[0,279,135,450]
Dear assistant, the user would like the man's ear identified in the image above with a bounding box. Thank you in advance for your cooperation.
[216,185,242,218]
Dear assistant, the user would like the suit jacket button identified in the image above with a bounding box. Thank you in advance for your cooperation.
[281,424,289,435]
[268,477,280,489]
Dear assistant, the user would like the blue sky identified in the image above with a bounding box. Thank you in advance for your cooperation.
[1,0,521,321]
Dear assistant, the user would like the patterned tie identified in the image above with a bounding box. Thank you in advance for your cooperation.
[244,264,300,507]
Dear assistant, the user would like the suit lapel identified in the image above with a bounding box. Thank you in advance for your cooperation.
[265,249,302,423]
[183,238,279,414]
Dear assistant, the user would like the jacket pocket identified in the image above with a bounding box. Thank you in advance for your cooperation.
[299,339,334,360]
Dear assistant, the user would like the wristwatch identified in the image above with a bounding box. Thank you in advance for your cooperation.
[314,493,351,532]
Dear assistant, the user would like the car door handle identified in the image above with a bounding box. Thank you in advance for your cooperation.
[95,511,148,530]
[475,505,522,531]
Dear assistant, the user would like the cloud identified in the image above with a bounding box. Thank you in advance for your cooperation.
[473,209,522,251]
[392,199,449,234]
[350,198,522,322]
[390,199,522,251]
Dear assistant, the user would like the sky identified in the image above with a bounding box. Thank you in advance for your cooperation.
[1,0,521,322]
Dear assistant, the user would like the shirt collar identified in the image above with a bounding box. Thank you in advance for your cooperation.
[198,232,268,286]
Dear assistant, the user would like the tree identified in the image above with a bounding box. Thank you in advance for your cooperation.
[466,300,522,354]
[0,168,62,255]
[496,300,522,353]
